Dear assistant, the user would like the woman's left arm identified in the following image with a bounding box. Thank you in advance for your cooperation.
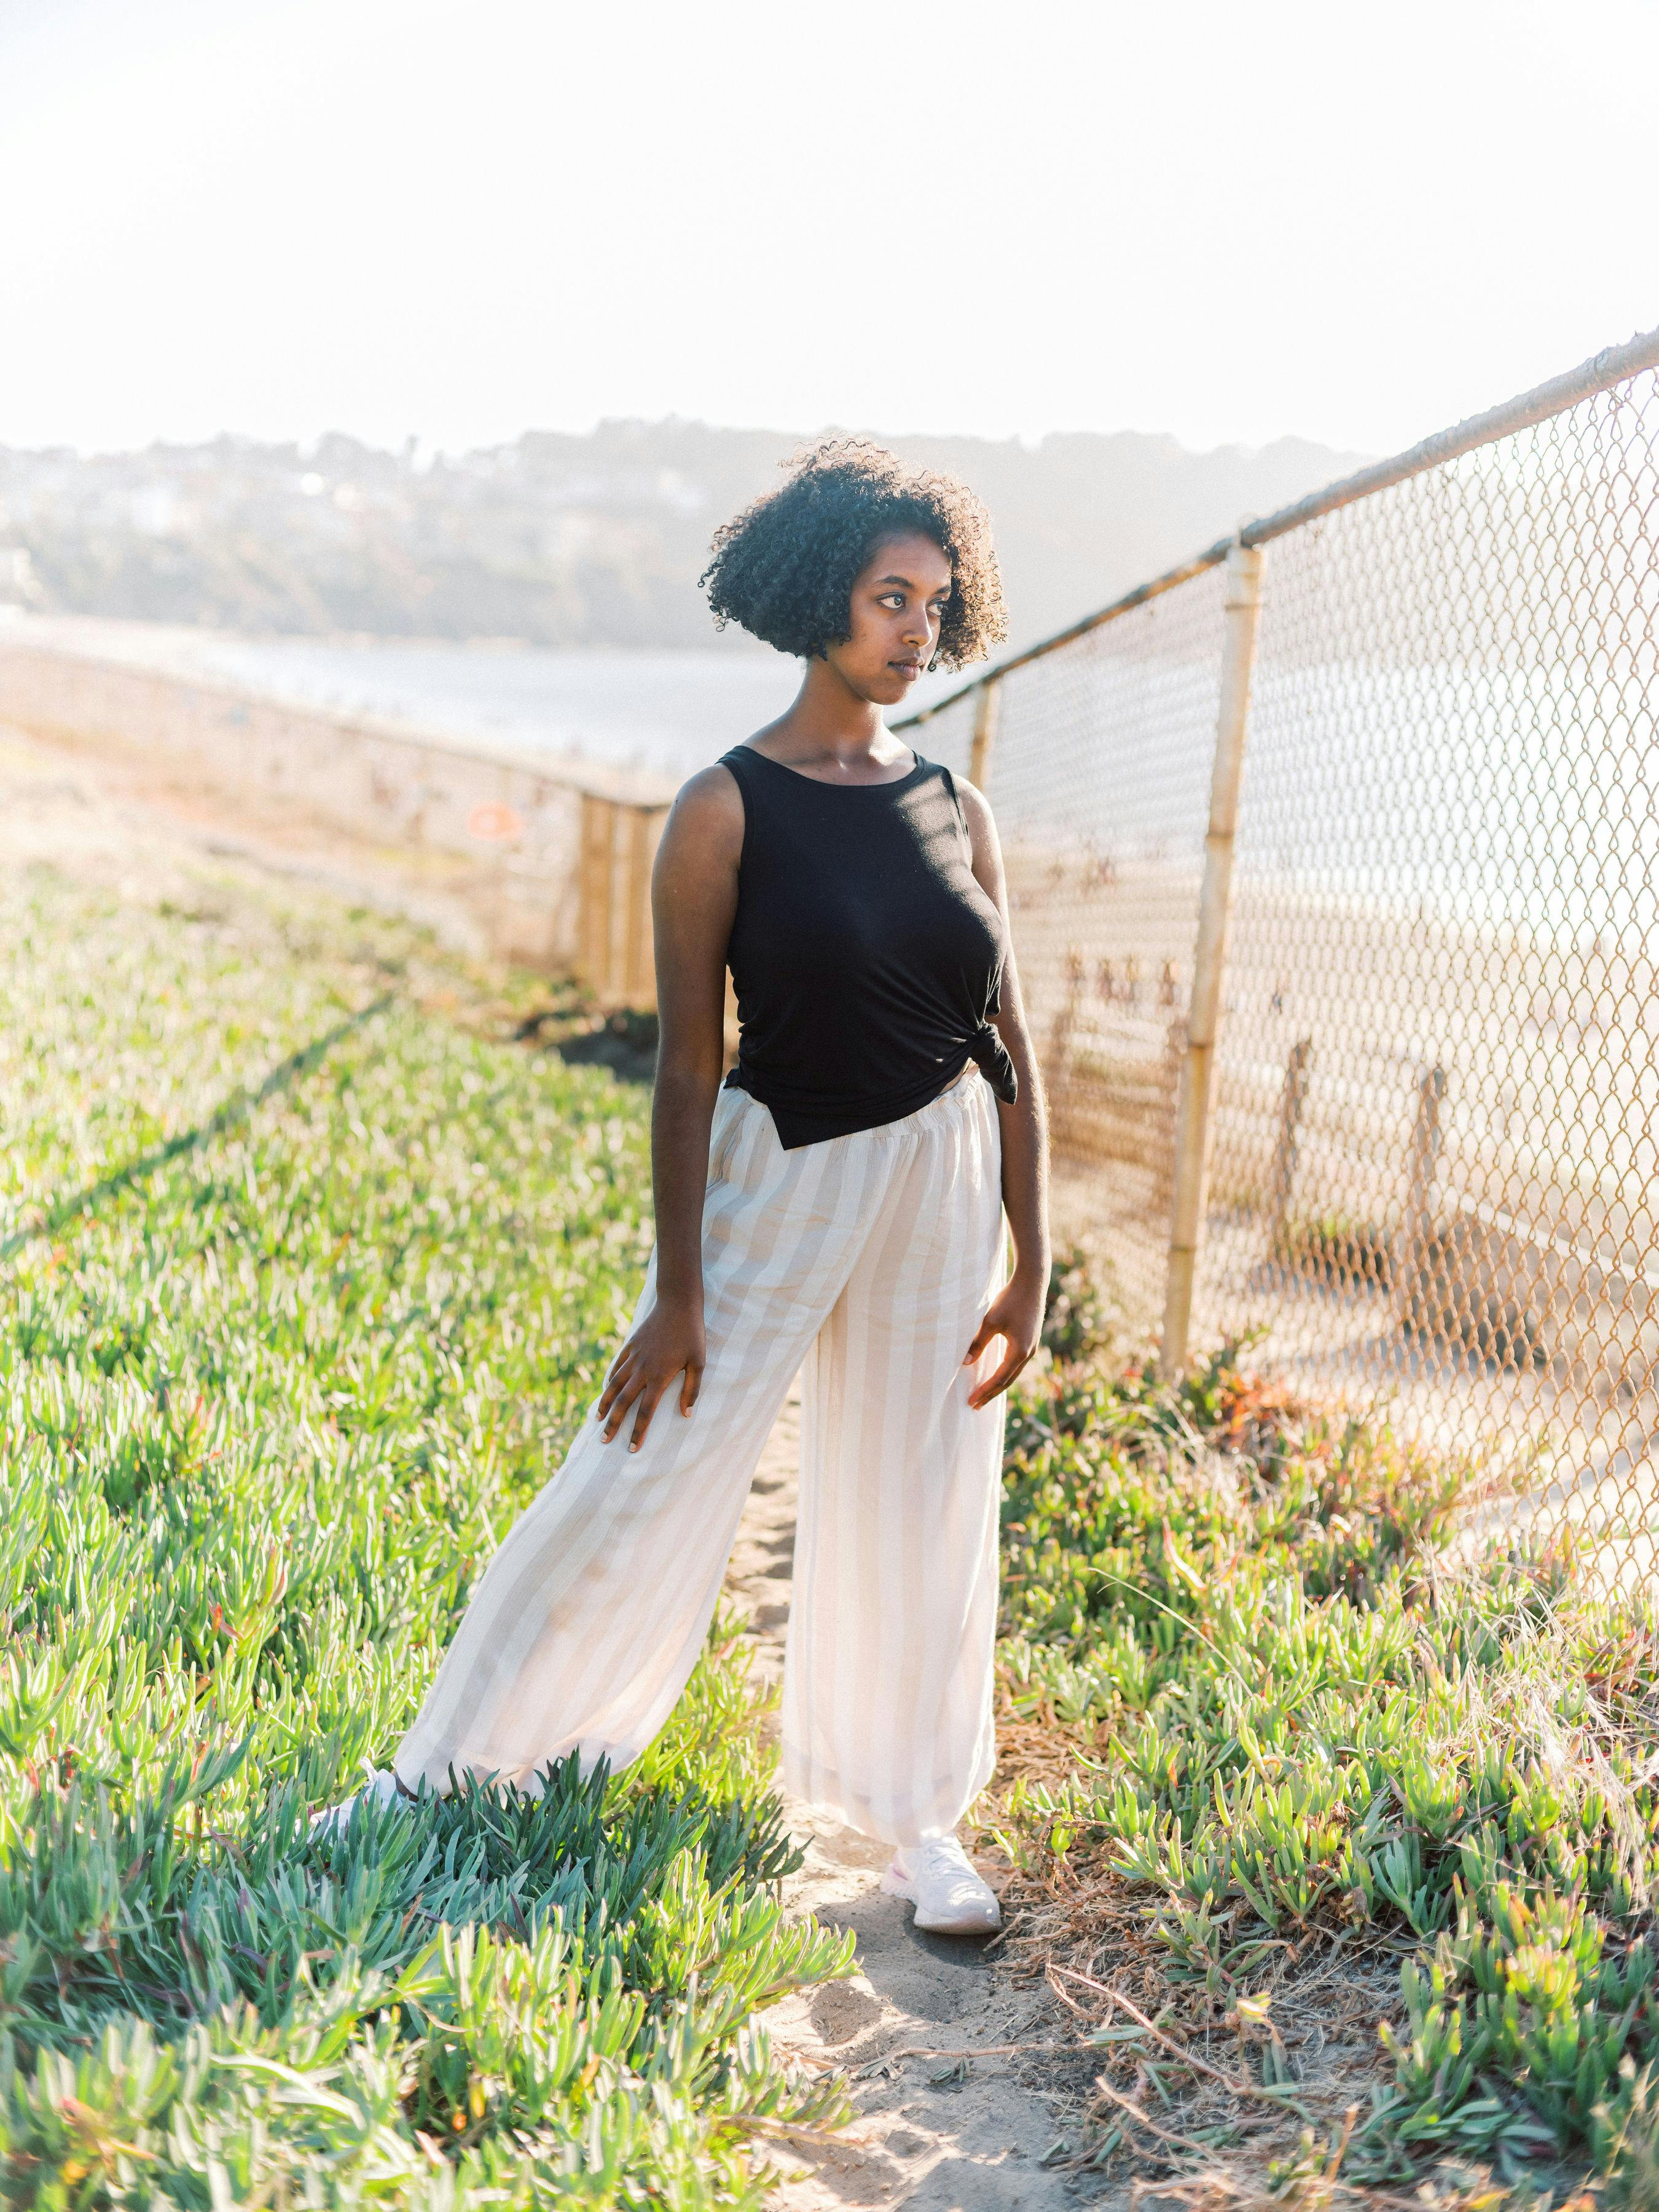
[958,779,1051,1408]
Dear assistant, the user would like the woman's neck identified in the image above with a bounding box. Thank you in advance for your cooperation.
[752,658,912,777]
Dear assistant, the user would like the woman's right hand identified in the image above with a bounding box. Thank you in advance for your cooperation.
[596,1294,706,1451]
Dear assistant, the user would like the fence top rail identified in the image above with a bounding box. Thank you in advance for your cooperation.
[897,321,1659,734]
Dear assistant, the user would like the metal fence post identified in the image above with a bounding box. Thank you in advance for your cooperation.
[579,794,616,1000]
[1265,1036,1314,1250]
[1395,1063,1448,1333]
[1160,541,1265,1372]
[968,677,1001,792]
[622,805,657,1004]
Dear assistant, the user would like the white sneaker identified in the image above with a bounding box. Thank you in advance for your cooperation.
[308,1768,410,1838]
[880,1835,1002,1935]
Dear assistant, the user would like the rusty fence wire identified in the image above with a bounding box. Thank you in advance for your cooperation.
[901,331,1659,1586]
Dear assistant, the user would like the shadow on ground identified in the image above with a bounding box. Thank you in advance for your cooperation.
[553,1008,659,1084]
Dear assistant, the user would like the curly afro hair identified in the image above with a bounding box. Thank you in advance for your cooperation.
[699,437,1008,672]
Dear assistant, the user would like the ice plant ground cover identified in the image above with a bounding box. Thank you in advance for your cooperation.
[984,1351,1659,2203]
[0,869,852,2208]
[8,862,1659,2208]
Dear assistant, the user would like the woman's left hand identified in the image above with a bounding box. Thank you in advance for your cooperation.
[962,1271,1046,1409]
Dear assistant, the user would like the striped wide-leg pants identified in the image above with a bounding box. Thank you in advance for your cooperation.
[395,1068,1007,1846]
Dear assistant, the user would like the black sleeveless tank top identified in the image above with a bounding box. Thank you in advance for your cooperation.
[719,745,1018,1150]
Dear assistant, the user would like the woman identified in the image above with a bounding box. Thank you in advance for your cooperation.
[323,441,1049,1936]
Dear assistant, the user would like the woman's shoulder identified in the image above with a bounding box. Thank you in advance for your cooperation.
[665,759,747,848]
[920,755,989,825]
[945,765,991,822]
[939,767,999,880]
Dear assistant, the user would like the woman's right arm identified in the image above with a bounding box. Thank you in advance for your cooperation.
[595,766,743,1451]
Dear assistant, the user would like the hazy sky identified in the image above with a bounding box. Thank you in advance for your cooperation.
[3,0,1654,461]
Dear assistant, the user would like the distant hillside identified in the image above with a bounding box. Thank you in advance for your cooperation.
[0,420,1372,655]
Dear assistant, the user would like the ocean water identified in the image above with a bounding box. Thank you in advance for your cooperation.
[6,614,974,785]
[189,635,967,784]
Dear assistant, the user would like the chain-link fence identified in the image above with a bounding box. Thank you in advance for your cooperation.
[901,329,1659,1585]
[918,573,1226,1329]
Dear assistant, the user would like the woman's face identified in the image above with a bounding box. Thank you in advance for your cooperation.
[823,531,953,707]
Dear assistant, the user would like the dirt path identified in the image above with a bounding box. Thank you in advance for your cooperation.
[727,1389,1105,2212]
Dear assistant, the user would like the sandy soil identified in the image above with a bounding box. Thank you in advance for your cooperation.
[727,1390,1111,2212]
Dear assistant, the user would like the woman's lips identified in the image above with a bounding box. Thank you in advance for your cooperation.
[890,661,923,679]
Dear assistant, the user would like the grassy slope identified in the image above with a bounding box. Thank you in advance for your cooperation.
[15,865,1658,2205]
[0,872,849,2208]
[987,1351,1659,2199]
